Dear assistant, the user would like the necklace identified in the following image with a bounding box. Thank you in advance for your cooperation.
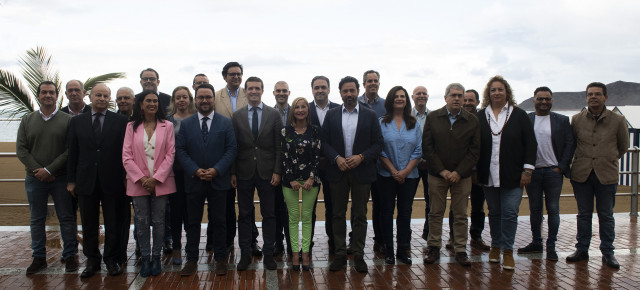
[487,105,510,136]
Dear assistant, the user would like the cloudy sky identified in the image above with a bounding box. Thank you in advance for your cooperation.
[1,0,638,110]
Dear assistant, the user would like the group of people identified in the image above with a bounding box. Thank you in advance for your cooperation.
[16,62,628,279]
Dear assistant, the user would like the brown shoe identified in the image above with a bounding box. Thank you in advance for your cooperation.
[26,257,47,275]
[470,238,491,251]
[455,252,471,266]
[65,255,79,272]
[445,239,454,249]
[423,247,440,264]
[181,261,198,276]
[215,260,228,275]
[488,247,501,263]
[502,249,515,270]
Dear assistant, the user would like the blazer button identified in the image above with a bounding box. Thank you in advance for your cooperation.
[151,157,154,160]
[94,162,98,166]
[255,146,258,149]
[97,149,100,152]
[254,157,257,160]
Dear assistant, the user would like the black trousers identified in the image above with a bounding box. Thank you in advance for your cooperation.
[224,188,259,248]
[185,187,227,261]
[170,169,188,250]
[274,185,291,252]
[237,174,276,256]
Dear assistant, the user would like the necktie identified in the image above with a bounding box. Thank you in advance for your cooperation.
[93,113,102,144]
[252,107,259,140]
[201,116,209,142]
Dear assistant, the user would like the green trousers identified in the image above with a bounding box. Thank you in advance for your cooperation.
[282,182,319,252]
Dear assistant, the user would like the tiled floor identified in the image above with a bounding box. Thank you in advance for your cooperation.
[1,214,639,289]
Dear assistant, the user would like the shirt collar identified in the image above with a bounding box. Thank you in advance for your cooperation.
[413,107,427,117]
[248,102,264,111]
[39,107,59,120]
[446,107,461,118]
[198,111,215,120]
[91,108,106,116]
[342,103,359,113]
[359,94,379,105]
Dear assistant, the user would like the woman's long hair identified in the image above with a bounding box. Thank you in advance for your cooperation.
[131,90,167,130]
[381,86,416,130]
[167,86,197,116]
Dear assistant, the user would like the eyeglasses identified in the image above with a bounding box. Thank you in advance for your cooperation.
[196,95,214,100]
[194,81,209,85]
[141,77,157,82]
[227,73,242,77]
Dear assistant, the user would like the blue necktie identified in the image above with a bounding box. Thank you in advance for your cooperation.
[201,116,209,142]
[252,107,259,140]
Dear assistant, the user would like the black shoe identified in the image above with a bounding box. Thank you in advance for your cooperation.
[151,255,162,276]
[445,239,454,249]
[263,255,277,270]
[215,260,228,275]
[346,242,354,255]
[602,253,620,269]
[423,247,440,264]
[65,255,79,272]
[455,252,471,267]
[546,248,558,261]
[397,253,412,265]
[237,255,252,271]
[26,257,47,275]
[80,264,100,278]
[385,254,395,265]
[353,255,368,273]
[251,244,263,257]
[329,255,347,272]
[106,261,122,276]
[180,261,197,276]
[139,256,151,277]
[206,244,214,252]
[517,242,543,254]
[164,241,173,254]
[291,264,300,271]
[566,250,589,262]
[373,242,386,254]
[273,243,284,256]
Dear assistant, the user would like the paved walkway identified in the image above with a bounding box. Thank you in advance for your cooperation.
[1,213,639,289]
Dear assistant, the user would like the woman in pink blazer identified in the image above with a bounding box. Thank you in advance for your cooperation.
[122,91,176,277]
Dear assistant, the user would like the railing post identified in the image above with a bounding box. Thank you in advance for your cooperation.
[631,148,638,217]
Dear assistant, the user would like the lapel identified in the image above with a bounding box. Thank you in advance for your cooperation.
[222,89,233,116]
[238,107,253,142]
[153,120,166,164]
[310,101,319,126]
[257,105,269,140]
[353,106,366,146]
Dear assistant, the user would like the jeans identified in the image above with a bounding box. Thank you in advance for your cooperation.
[25,175,78,259]
[526,167,563,247]
[484,186,523,251]
[282,183,319,252]
[132,194,168,257]
[570,171,617,254]
[378,176,418,252]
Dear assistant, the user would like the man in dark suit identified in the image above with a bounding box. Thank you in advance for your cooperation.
[518,87,575,261]
[67,83,128,278]
[175,83,237,276]
[135,68,171,112]
[309,76,340,253]
[322,76,383,273]
[231,76,282,271]
[61,80,91,116]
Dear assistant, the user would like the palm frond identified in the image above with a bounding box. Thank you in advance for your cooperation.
[19,46,61,105]
[84,72,127,92]
[0,69,34,118]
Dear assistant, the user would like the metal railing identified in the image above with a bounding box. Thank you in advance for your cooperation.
[1,148,639,217]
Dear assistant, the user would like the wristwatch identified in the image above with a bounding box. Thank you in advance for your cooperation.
[523,171,532,177]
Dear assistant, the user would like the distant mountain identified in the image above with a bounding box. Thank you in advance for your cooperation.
[519,81,640,111]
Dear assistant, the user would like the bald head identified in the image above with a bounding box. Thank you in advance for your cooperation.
[411,86,429,112]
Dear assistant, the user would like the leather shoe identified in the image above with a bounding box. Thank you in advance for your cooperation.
[353,255,368,273]
[385,254,395,265]
[445,239,454,249]
[566,250,589,262]
[455,252,471,266]
[139,256,151,277]
[329,255,347,272]
[237,255,252,271]
[547,248,558,261]
[517,242,543,254]
[164,240,173,254]
[470,238,491,251]
[150,255,162,276]
[602,253,620,269]
[26,257,47,275]
[251,244,263,257]
[215,260,228,275]
[180,260,197,276]
[106,261,122,276]
[373,242,386,254]
[263,255,277,270]
[397,253,412,265]
[65,256,79,272]
[346,242,354,255]
[423,247,440,264]
[273,243,285,256]
[80,264,100,278]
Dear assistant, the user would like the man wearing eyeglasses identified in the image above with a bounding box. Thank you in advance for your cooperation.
[136,68,171,111]
[192,73,209,91]
[61,80,91,116]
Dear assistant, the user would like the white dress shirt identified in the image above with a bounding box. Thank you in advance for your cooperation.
[198,111,215,131]
[315,102,330,127]
[341,104,359,157]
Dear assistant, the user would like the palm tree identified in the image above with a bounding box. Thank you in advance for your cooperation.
[0,46,126,118]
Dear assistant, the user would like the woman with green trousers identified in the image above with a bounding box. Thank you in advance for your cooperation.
[281,97,321,271]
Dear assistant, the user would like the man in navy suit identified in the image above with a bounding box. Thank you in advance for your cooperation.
[322,76,383,273]
[309,76,340,253]
[67,83,128,278]
[175,83,237,276]
[519,87,575,261]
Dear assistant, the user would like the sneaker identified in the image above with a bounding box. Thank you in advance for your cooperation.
[517,242,543,254]
[26,257,47,275]
[488,247,501,263]
[502,249,515,270]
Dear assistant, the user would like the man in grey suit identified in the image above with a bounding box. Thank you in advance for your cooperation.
[231,76,283,271]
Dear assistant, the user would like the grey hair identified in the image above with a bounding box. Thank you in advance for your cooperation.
[444,83,465,97]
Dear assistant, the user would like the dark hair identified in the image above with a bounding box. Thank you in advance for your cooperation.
[195,83,215,96]
[245,76,263,89]
[131,90,167,130]
[362,70,380,83]
[586,82,607,96]
[466,89,479,101]
[139,68,159,79]
[481,75,516,108]
[311,76,330,88]
[338,76,359,90]
[534,86,553,97]
[37,81,58,96]
[222,62,243,77]
[381,86,416,130]
[193,73,207,84]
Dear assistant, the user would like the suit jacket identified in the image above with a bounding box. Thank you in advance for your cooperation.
[135,91,171,113]
[321,105,383,184]
[231,104,283,180]
[215,87,248,119]
[176,113,237,192]
[122,120,176,196]
[528,112,575,178]
[67,110,128,195]
[310,101,340,127]
[61,104,91,115]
